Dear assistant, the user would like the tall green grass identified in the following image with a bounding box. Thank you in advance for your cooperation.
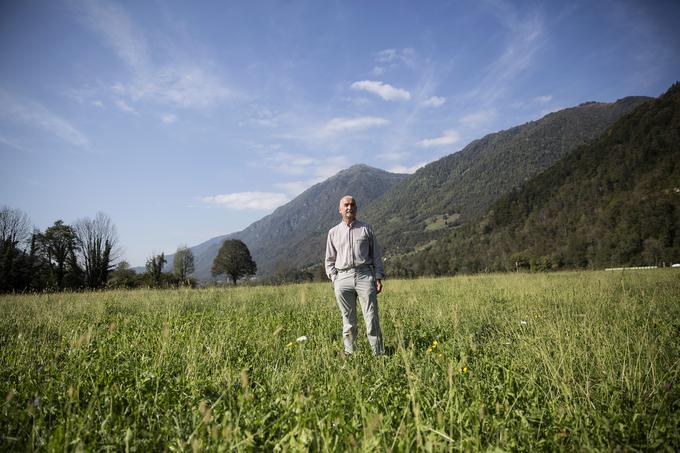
[1,270,678,451]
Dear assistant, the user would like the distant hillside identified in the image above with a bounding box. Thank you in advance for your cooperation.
[168,165,407,281]
[391,83,679,276]
[364,96,651,254]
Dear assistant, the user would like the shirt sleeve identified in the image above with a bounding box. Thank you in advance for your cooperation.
[370,227,385,279]
[325,229,338,281]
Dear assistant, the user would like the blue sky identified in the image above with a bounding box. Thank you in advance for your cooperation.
[1,0,679,267]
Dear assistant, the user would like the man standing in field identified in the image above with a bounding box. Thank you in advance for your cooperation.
[325,195,385,356]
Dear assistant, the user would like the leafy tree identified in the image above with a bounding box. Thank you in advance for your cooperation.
[38,220,78,290]
[212,239,256,285]
[146,253,166,287]
[173,245,195,283]
[108,261,138,289]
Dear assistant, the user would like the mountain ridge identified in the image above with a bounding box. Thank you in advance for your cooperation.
[363,96,651,254]
[154,94,655,282]
[164,164,407,280]
[389,83,679,275]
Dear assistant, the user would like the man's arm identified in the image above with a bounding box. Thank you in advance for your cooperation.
[325,230,338,281]
[369,226,384,294]
[370,227,385,280]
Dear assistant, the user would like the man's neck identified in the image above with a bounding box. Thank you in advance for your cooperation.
[343,218,356,226]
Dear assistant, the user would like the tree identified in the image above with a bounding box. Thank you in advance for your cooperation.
[109,261,138,289]
[212,239,256,285]
[173,245,195,283]
[0,206,31,249]
[74,212,119,289]
[39,220,78,290]
[146,253,166,287]
[0,206,32,292]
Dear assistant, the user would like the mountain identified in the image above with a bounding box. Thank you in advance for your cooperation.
[391,83,679,276]
[363,96,651,255]
[170,165,408,281]
[156,94,654,282]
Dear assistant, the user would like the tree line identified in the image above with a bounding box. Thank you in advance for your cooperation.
[0,206,262,293]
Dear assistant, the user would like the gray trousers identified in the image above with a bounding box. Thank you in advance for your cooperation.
[333,267,384,355]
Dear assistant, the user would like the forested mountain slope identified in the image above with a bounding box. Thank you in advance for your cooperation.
[364,96,651,254]
[390,83,679,276]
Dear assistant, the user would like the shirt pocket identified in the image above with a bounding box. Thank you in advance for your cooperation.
[353,231,370,258]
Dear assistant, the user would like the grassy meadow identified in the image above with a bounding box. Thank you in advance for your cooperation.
[1,270,679,451]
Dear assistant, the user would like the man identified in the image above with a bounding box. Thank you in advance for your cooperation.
[325,195,385,356]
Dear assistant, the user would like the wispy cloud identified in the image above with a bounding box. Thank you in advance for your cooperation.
[274,181,312,196]
[421,96,446,108]
[73,0,232,110]
[351,80,411,101]
[114,99,138,114]
[534,95,553,104]
[202,192,289,210]
[317,116,390,137]
[261,151,321,176]
[387,162,427,174]
[417,129,460,147]
[464,5,545,105]
[74,0,150,72]
[161,113,177,124]
[0,89,89,147]
[460,109,497,129]
[0,134,31,153]
[260,151,349,195]
[377,150,411,161]
[372,48,416,74]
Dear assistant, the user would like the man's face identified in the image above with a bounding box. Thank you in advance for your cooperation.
[339,196,357,222]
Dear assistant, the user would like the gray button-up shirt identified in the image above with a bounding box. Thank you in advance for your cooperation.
[325,220,384,281]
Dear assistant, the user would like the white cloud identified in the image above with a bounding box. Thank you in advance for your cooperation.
[126,65,232,108]
[534,95,553,104]
[274,181,313,196]
[371,48,416,75]
[417,129,460,147]
[262,151,320,175]
[74,0,149,72]
[421,96,446,108]
[91,100,104,108]
[202,192,289,210]
[376,49,398,63]
[0,134,30,153]
[73,0,232,110]
[351,80,411,101]
[388,162,427,174]
[462,7,544,105]
[460,109,497,128]
[375,48,415,65]
[261,152,349,195]
[114,99,138,114]
[161,113,177,124]
[317,116,390,137]
[371,66,385,76]
[0,89,89,147]
[377,150,411,161]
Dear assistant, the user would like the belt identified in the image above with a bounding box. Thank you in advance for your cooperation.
[337,264,371,273]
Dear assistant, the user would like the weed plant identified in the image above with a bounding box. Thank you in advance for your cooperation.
[1,270,679,451]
